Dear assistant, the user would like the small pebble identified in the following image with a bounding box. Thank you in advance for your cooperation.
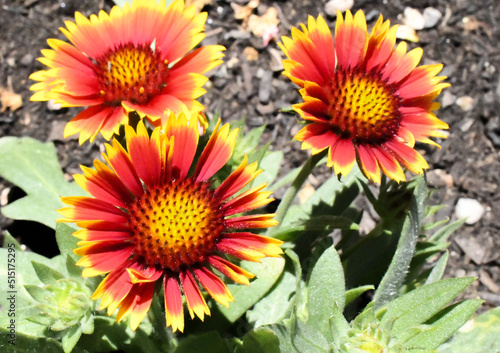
[365,9,380,22]
[441,91,456,108]
[396,25,419,42]
[324,0,354,16]
[455,198,485,225]
[258,70,273,104]
[47,99,62,111]
[6,57,15,67]
[460,118,474,132]
[48,120,74,141]
[455,96,475,111]
[423,7,442,28]
[426,169,453,187]
[268,47,284,72]
[0,187,10,206]
[20,53,34,66]
[402,7,425,30]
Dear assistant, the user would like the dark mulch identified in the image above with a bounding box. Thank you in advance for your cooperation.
[1,0,499,310]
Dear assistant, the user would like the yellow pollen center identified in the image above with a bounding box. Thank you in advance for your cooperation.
[128,179,225,272]
[94,43,170,105]
[326,69,402,144]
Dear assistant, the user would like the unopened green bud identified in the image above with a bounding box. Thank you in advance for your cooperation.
[26,278,92,331]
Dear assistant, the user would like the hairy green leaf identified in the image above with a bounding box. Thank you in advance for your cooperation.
[345,285,375,306]
[405,299,483,349]
[381,278,476,336]
[374,177,425,309]
[0,137,87,228]
[217,257,285,324]
[174,331,231,353]
[306,244,345,341]
[438,307,500,353]
[236,327,281,353]
[31,261,65,285]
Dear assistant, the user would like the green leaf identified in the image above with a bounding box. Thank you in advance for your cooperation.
[174,331,231,353]
[231,125,267,166]
[252,151,283,188]
[291,319,330,353]
[24,284,49,302]
[217,257,285,324]
[438,307,500,353]
[374,177,424,309]
[56,223,79,261]
[0,327,66,353]
[246,270,296,327]
[2,231,22,250]
[79,311,94,335]
[0,137,87,229]
[268,166,300,192]
[236,327,281,353]
[0,247,66,336]
[306,244,345,341]
[381,278,476,336]
[404,299,483,349]
[62,325,83,353]
[345,285,375,306]
[273,215,359,242]
[267,323,299,353]
[425,251,449,285]
[31,261,65,285]
[76,316,129,352]
[329,303,349,347]
[281,169,361,227]
[429,219,466,243]
[66,255,82,279]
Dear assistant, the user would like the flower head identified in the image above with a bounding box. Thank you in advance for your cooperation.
[279,11,450,183]
[30,0,224,144]
[58,111,282,332]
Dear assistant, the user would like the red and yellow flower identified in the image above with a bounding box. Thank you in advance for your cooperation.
[30,0,224,144]
[58,111,282,332]
[279,11,450,183]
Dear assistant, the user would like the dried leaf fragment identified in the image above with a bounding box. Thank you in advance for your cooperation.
[243,46,259,61]
[231,0,259,23]
[1,78,23,112]
[185,0,213,14]
[247,7,280,46]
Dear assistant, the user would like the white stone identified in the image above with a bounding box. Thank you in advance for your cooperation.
[396,25,419,43]
[423,7,442,28]
[455,96,475,111]
[324,0,354,17]
[441,90,456,108]
[403,7,425,31]
[455,198,485,225]
[47,99,62,111]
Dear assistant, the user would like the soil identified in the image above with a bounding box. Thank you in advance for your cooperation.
[0,0,499,314]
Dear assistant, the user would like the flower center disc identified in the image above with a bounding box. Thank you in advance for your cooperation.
[128,179,225,272]
[94,43,169,105]
[326,69,402,144]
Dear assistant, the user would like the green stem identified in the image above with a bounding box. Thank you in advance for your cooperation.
[149,291,177,351]
[269,150,327,235]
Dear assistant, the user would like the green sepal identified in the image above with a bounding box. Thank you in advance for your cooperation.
[61,325,83,353]
[31,261,65,285]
